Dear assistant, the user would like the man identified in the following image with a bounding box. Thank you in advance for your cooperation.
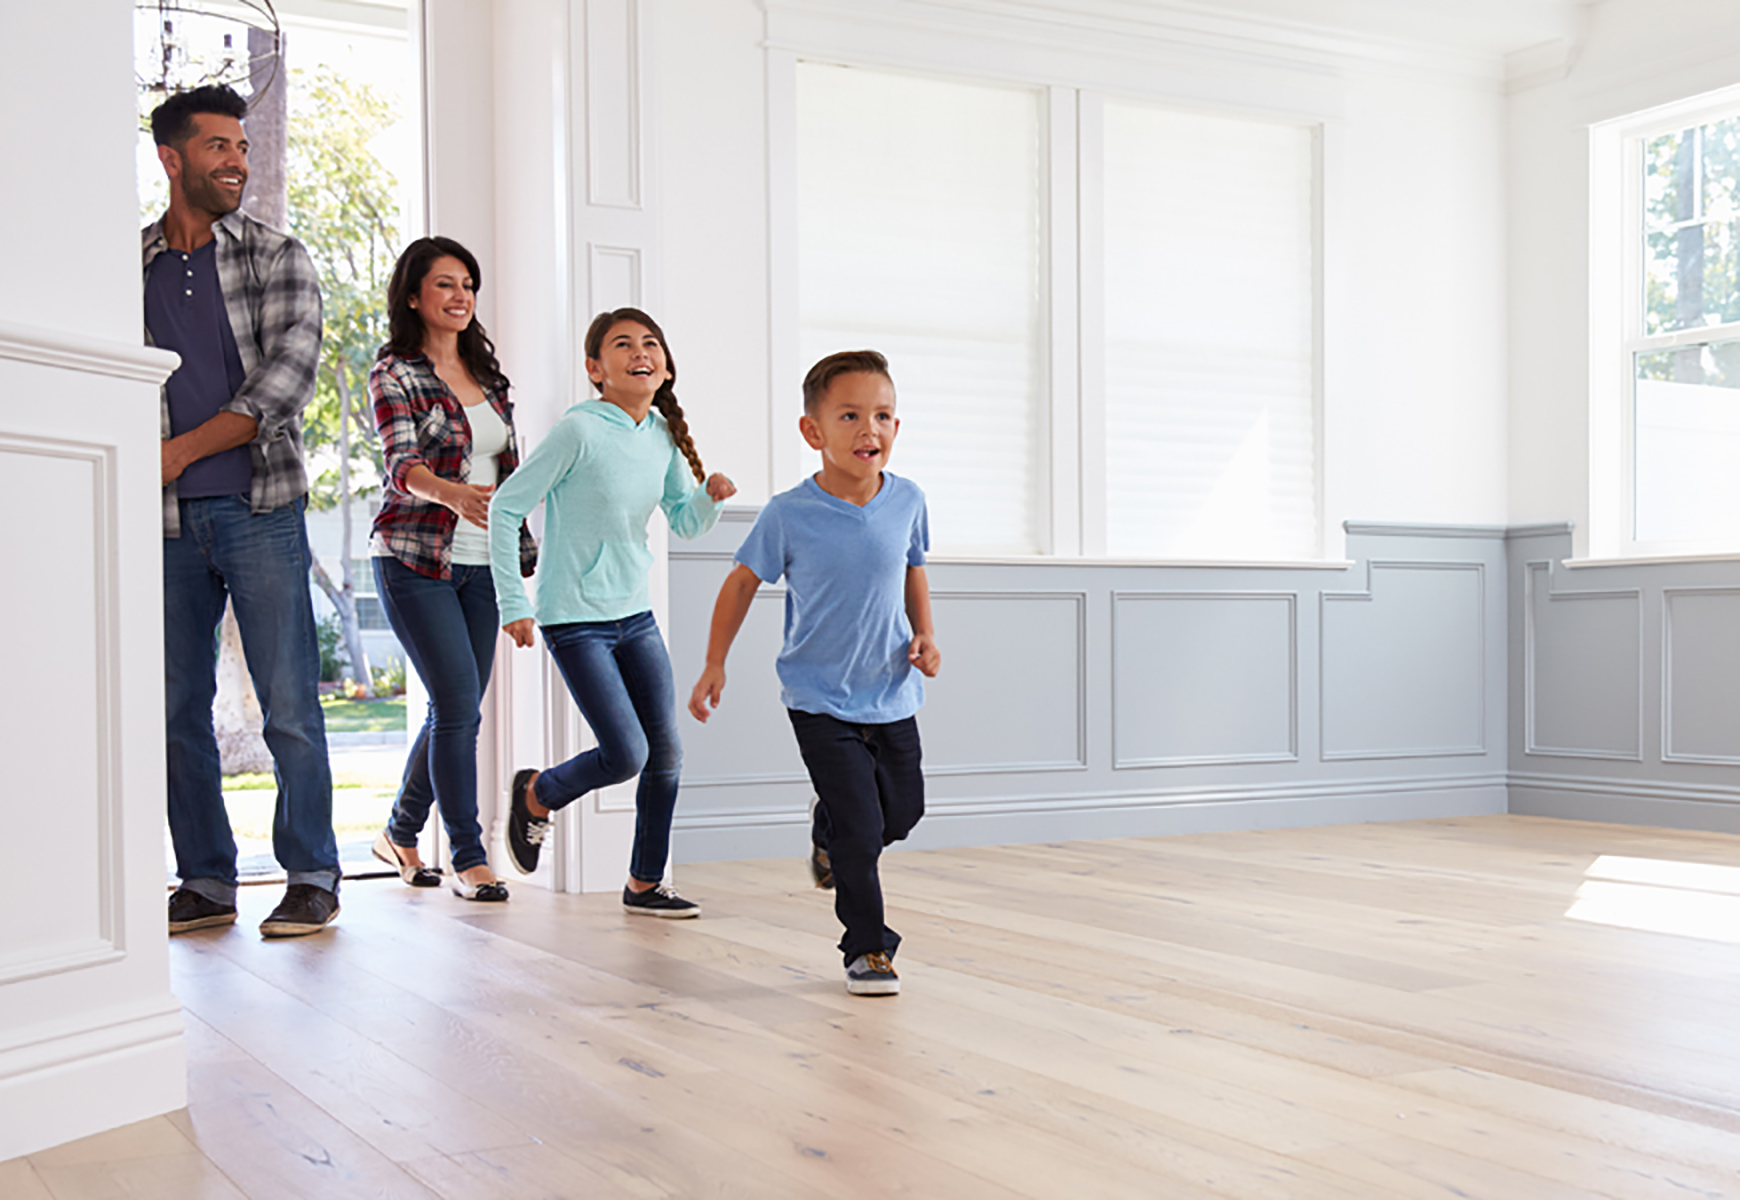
[144,84,340,937]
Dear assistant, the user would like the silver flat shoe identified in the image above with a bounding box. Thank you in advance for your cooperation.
[373,829,441,887]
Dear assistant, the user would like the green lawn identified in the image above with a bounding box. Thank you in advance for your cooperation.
[320,694,407,733]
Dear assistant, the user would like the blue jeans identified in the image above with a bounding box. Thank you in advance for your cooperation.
[374,555,498,873]
[535,610,682,884]
[163,496,338,902]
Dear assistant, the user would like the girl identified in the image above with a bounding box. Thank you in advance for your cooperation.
[489,308,735,915]
[368,236,537,903]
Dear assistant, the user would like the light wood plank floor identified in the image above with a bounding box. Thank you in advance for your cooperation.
[8,814,1740,1198]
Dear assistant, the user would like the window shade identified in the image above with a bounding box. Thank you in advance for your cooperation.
[1101,102,1316,559]
[796,62,1045,555]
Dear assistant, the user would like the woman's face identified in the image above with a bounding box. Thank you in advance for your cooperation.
[410,255,475,343]
[586,320,670,401]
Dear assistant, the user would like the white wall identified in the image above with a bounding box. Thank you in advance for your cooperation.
[655,0,1512,532]
[0,0,185,1161]
[1508,0,1740,550]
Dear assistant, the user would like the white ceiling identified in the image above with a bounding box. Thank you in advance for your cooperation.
[963,0,1597,58]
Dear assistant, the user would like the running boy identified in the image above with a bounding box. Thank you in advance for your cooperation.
[688,350,939,996]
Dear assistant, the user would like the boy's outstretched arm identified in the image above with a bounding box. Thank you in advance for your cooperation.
[689,564,763,721]
[906,565,941,677]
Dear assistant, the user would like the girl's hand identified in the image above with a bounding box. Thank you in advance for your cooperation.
[909,633,941,678]
[688,664,727,722]
[705,473,737,503]
[503,618,536,648]
[443,481,493,529]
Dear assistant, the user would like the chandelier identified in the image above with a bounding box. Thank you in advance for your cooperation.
[135,0,282,106]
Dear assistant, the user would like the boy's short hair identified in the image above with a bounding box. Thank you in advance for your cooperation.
[802,349,893,414]
[151,84,249,149]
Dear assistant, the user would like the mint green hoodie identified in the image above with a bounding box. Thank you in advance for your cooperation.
[488,399,719,626]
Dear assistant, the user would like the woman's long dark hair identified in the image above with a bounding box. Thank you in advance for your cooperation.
[584,307,706,484]
[381,236,510,395]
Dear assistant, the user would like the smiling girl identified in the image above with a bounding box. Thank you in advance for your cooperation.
[488,308,735,915]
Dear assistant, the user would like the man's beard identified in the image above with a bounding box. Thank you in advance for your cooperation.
[184,169,245,217]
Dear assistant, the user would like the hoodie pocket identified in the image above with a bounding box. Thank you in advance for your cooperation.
[579,540,653,604]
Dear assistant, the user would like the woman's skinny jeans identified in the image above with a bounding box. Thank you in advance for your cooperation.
[374,555,498,873]
[533,610,682,884]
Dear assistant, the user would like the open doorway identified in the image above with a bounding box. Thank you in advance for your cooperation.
[136,0,421,880]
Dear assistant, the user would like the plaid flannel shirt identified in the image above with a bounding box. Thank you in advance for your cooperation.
[144,209,324,537]
[369,350,539,580]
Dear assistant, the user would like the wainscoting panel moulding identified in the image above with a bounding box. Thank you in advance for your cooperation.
[1320,559,1486,761]
[1661,587,1740,764]
[0,434,126,984]
[1111,590,1298,769]
[925,590,1088,775]
[583,0,642,209]
[587,243,643,312]
[1523,559,1644,761]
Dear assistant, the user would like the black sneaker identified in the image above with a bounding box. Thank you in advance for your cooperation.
[506,768,552,876]
[621,883,700,919]
[809,843,834,890]
[259,884,340,938]
[167,887,236,934]
[846,951,900,996]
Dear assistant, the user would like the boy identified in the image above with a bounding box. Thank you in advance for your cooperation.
[688,350,940,995]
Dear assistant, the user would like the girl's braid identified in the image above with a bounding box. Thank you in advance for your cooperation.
[653,386,706,483]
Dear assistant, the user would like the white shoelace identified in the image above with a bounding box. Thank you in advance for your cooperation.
[525,819,552,845]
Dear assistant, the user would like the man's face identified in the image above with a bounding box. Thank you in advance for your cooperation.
[160,112,249,218]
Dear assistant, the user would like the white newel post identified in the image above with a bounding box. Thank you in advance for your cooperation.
[0,2,187,1159]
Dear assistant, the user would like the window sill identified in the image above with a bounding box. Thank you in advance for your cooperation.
[927,554,1355,570]
[1564,552,1740,568]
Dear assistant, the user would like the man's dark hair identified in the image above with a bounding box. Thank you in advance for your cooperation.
[151,85,249,149]
[801,349,893,414]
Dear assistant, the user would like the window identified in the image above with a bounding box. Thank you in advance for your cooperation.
[796,63,1046,556]
[790,61,1320,559]
[1628,110,1740,547]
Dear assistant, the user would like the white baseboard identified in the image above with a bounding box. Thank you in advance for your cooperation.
[0,997,186,1162]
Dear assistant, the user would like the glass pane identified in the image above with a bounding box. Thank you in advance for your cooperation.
[1644,129,1692,230]
[1703,116,1740,223]
[796,63,1044,555]
[1102,102,1316,559]
[1643,224,1732,334]
[1635,341,1740,542]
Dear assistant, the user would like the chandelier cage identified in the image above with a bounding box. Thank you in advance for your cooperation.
[135,0,282,121]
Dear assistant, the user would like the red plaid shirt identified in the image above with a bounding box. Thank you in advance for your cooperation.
[369,350,538,580]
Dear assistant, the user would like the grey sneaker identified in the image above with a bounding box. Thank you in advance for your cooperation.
[846,951,900,996]
[259,884,340,938]
[621,883,700,918]
[168,887,236,934]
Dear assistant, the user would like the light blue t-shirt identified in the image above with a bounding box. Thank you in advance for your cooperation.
[735,472,929,724]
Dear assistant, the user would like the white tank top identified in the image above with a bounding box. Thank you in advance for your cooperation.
[449,399,508,566]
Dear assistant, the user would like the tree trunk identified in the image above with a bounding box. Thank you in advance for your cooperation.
[313,361,375,697]
[214,601,273,775]
[242,27,288,230]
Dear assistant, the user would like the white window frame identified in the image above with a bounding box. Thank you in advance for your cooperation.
[1593,83,1740,561]
[764,22,1332,565]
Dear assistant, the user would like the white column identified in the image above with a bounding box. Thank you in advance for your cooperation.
[0,0,186,1159]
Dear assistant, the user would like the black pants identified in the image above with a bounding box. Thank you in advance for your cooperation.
[788,709,925,964]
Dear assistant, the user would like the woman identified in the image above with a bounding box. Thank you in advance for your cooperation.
[489,308,735,915]
[367,236,537,902]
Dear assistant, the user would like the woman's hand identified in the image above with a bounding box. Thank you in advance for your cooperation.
[705,473,737,503]
[443,481,494,529]
[503,618,536,648]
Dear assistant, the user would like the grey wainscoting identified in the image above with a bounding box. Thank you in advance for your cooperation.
[665,514,1508,863]
[1508,527,1740,833]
